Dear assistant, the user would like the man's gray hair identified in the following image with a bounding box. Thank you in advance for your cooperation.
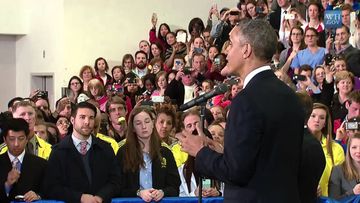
[236,19,277,62]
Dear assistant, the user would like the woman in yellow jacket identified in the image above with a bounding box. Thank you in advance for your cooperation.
[307,103,345,196]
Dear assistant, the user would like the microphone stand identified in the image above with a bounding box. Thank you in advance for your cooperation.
[198,102,206,203]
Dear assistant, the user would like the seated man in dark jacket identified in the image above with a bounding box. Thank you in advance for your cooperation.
[0,118,47,203]
[43,102,122,203]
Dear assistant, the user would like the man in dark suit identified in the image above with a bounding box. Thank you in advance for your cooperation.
[178,19,304,202]
[0,118,47,202]
[43,102,122,203]
[332,25,360,77]
[268,0,291,31]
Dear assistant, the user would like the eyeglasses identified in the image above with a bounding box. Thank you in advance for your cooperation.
[305,34,317,38]
[57,120,70,126]
[71,82,80,86]
[291,33,302,36]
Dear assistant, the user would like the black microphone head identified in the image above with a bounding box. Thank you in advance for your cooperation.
[216,83,229,94]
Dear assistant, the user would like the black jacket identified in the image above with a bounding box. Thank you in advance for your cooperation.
[116,145,180,197]
[43,135,122,203]
[195,70,304,202]
[0,152,47,203]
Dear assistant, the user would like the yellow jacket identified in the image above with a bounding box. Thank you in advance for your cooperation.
[319,136,345,196]
[96,133,119,154]
[0,135,52,160]
[171,143,188,168]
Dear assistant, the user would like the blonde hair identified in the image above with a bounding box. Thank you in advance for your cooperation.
[335,70,354,90]
[88,79,105,96]
[342,133,360,181]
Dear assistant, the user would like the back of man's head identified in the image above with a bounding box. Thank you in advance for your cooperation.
[236,19,277,62]
[296,91,313,122]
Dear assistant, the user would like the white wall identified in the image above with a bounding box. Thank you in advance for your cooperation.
[63,0,237,78]
[0,35,16,110]
[0,0,238,111]
[15,0,64,111]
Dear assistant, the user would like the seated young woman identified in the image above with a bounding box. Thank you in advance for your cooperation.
[116,106,180,202]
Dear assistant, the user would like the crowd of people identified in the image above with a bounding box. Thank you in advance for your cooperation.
[1,0,360,202]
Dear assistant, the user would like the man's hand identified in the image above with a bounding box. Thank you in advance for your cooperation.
[81,194,98,203]
[220,10,230,22]
[202,187,220,197]
[151,189,164,202]
[335,122,346,141]
[6,168,20,186]
[94,195,103,203]
[207,139,224,154]
[23,190,40,202]
[176,124,206,156]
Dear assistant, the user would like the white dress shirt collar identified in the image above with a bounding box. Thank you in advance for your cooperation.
[72,134,92,152]
[243,65,271,88]
[7,149,25,164]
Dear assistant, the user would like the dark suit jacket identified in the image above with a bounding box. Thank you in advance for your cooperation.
[340,45,360,77]
[298,128,325,203]
[116,145,180,197]
[0,152,47,203]
[165,79,185,107]
[268,8,281,31]
[195,69,304,202]
[43,135,122,203]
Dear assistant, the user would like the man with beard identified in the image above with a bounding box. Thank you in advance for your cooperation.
[133,50,149,78]
[43,102,122,203]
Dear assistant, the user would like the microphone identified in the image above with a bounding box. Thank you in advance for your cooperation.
[118,117,126,125]
[179,83,229,111]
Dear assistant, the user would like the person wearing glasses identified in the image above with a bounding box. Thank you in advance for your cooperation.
[67,76,83,104]
[291,28,326,74]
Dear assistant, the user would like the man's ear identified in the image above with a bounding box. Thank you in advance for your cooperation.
[346,100,350,110]
[243,44,252,59]
[70,116,75,125]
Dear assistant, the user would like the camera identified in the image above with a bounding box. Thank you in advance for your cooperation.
[345,121,359,130]
[330,33,335,40]
[194,47,203,54]
[214,58,221,65]
[255,6,263,14]
[183,67,192,75]
[325,54,333,66]
[292,74,306,81]
[37,90,48,98]
[284,13,295,20]
[127,77,137,84]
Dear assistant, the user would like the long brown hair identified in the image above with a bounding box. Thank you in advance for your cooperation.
[123,106,162,173]
[312,103,335,164]
[342,133,360,181]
